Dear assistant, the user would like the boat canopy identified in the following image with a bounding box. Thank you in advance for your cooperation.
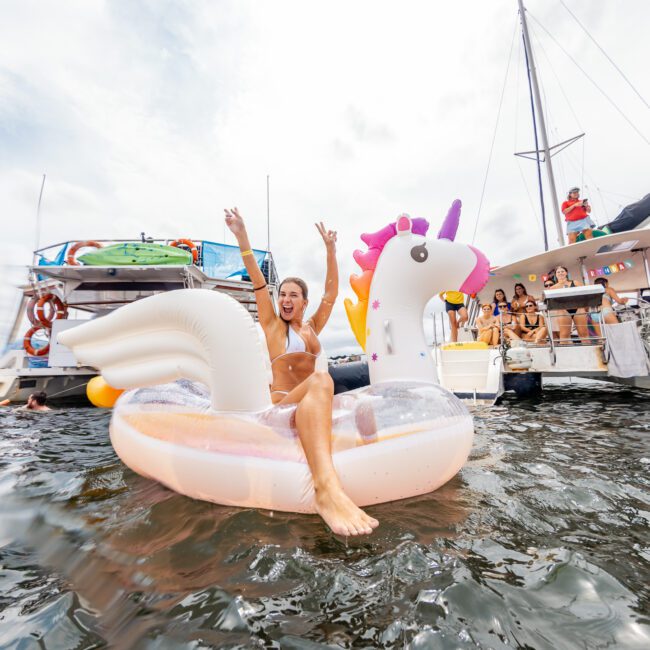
[482,228,650,300]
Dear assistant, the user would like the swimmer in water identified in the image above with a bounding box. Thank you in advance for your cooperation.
[10,391,52,412]
[224,207,379,536]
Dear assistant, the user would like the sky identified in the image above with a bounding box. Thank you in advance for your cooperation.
[1,0,649,355]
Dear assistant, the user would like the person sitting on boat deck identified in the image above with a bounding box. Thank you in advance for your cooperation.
[591,277,629,337]
[562,187,595,245]
[439,290,468,343]
[12,391,51,412]
[497,301,520,342]
[491,288,511,316]
[511,282,536,315]
[224,207,378,537]
[550,265,590,344]
[476,303,500,346]
[518,300,548,344]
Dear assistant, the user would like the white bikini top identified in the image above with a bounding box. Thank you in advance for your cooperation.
[271,325,322,364]
[286,325,307,353]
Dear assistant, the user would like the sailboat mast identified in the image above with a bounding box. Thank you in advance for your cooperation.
[518,0,565,247]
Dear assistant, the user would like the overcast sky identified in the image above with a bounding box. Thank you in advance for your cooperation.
[1,0,649,354]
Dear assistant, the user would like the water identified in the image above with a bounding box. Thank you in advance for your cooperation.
[1,381,649,649]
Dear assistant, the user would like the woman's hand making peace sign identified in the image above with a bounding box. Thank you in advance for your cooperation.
[316,222,337,252]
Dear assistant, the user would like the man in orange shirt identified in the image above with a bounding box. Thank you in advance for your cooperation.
[561,186,594,244]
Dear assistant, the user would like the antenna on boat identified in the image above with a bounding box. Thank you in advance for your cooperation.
[33,173,46,262]
[266,174,270,252]
[515,0,583,249]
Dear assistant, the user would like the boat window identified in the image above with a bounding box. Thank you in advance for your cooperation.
[595,240,638,255]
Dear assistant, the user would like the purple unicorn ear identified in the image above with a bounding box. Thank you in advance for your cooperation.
[437,199,462,241]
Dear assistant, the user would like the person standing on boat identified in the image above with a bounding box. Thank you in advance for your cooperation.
[562,187,595,244]
[591,277,629,337]
[224,207,378,537]
[439,290,468,342]
[550,265,590,343]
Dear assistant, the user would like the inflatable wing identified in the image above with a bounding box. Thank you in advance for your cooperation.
[58,289,272,412]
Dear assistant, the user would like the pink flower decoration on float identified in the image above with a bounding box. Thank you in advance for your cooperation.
[372,299,380,310]
[371,353,378,362]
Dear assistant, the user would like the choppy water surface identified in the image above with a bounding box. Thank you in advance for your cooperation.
[1,381,649,649]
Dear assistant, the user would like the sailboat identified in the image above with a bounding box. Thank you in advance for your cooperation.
[431,0,650,402]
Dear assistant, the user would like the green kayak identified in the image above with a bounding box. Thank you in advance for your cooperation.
[78,243,193,266]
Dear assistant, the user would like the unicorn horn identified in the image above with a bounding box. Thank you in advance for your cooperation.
[437,199,462,241]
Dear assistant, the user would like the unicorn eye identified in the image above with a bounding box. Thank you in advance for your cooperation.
[410,244,428,263]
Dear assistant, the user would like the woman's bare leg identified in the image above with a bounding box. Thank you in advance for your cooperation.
[556,312,572,344]
[277,372,378,536]
[574,309,590,343]
[491,328,500,346]
[534,326,548,343]
[448,311,458,342]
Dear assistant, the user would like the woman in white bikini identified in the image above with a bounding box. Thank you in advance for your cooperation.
[224,207,379,537]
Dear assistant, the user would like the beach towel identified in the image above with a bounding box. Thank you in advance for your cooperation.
[602,321,650,378]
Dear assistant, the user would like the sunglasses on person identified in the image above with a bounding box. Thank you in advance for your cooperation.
[544,282,554,288]
[525,303,536,308]
[498,303,508,308]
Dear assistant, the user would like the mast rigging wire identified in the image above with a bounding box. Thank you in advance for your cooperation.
[527,10,650,146]
[471,17,518,245]
[559,0,650,110]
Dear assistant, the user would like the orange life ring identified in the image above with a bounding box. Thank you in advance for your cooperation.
[169,238,198,263]
[25,296,39,325]
[66,240,103,266]
[36,294,68,327]
[23,325,50,356]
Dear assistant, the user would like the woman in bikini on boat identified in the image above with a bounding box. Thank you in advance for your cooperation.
[224,207,378,537]
[550,265,590,344]
[518,299,548,343]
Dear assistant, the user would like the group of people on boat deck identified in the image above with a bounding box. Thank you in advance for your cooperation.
[443,263,629,346]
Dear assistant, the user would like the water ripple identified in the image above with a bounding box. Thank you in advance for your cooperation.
[1,381,649,648]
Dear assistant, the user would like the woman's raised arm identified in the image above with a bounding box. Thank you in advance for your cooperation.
[224,207,276,327]
[309,222,338,334]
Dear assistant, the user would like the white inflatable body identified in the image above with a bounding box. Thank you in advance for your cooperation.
[59,206,488,513]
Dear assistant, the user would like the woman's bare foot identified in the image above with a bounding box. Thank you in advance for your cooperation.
[314,477,379,536]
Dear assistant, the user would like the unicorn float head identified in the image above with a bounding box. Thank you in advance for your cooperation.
[344,199,489,384]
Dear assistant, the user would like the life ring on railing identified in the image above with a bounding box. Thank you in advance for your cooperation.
[66,241,103,266]
[23,325,50,356]
[36,294,68,327]
[169,239,198,263]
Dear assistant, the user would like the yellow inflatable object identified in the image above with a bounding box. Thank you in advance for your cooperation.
[87,375,124,408]
[440,341,488,351]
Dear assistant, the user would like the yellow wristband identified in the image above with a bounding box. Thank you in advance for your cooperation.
[241,249,253,257]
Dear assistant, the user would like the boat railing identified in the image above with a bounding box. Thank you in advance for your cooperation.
[31,238,279,287]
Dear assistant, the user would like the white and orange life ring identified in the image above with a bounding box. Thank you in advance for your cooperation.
[169,239,198,263]
[23,325,50,356]
[66,241,103,266]
[35,294,68,328]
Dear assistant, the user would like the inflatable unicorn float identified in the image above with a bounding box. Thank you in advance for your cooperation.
[59,201,488,513]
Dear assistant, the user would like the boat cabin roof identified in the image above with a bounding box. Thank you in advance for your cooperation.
[482,228,650,301]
